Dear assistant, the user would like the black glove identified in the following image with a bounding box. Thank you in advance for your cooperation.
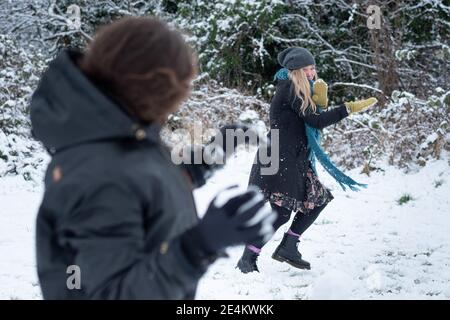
[180,145,224,189]
[180,123,266,189]
[181,186,276,267]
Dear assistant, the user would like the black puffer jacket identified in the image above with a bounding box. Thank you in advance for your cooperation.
[31,50,204,299]
[248,79,349,203]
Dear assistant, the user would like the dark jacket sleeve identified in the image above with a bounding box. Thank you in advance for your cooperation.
[287,83,349,130]
[58,181,204,299]
[300,105,349,130]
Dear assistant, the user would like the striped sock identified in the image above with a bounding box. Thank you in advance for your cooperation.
[287,229,301,238]
[247,245,261,254]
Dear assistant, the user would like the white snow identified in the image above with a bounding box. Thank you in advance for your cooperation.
[238,110,259,123]
[421,132,440,150]
[0,148,449,299]
[194,148,450,300]
[0,176,43,300]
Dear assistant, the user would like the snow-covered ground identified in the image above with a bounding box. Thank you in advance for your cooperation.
[195,149,450,300]
[0,177,43,300]
[0,148,449,299]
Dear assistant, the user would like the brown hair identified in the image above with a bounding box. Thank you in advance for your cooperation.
[80,17,197,123]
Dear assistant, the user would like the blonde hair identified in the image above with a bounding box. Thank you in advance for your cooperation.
[288,69,318,115]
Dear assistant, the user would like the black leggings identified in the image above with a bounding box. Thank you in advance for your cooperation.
[251,202,327,249]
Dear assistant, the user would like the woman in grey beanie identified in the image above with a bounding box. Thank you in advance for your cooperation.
[277,47,316,71]
[236,47,378,273]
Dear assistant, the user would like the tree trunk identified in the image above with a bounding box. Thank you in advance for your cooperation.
[369,3,400,104]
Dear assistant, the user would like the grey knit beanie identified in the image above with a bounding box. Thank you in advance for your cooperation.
[277,47,315,70]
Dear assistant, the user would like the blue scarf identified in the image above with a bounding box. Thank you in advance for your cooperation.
[274,68,367,191]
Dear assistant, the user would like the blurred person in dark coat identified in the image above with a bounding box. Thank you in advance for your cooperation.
[31,17,275,300]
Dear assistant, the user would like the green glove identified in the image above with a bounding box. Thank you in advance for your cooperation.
[312,79,328,109]
[344,97,378,114]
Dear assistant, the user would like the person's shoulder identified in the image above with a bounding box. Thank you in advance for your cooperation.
[275,78,291,86]
[276,78,295,92]
[272,79,290,93]
[271,79,295,104]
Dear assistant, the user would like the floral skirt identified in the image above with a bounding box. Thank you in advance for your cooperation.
[261,167,333,215]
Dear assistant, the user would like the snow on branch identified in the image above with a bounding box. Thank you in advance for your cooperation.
[334,58,377,70]
[331,82,383,94]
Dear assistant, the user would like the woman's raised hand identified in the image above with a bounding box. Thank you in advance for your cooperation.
[312,79,328,109]
[344,97,378,114]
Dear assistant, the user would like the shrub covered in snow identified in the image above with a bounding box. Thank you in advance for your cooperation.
[0,35,48,180]
[162,80,269,147]
[171,0,286,92]
[0,0,448,181]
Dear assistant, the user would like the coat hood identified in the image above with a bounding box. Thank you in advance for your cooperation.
[30,49,161,153]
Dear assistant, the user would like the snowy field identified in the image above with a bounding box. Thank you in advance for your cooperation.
[0,148,449,300]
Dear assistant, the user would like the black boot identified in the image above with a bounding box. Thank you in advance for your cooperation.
[236,247,259,273]
[272,233,311,270]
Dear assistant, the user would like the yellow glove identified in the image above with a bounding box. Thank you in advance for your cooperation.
[312,79,328,109]
[344,97,378,114]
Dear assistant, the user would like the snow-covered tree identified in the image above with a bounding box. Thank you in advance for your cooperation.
[0,35,47,179]
[0,0,448,178]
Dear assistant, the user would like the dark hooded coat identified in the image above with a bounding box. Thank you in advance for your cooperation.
[31,50,203,299]
[248,79,349,205]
